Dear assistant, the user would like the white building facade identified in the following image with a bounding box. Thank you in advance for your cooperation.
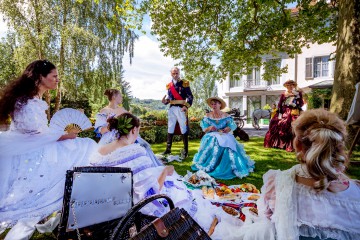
[218,42,336,122]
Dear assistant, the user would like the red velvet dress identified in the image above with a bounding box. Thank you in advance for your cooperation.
[264,90,303,152]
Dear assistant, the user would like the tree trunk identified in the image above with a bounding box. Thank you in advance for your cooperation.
[55,0,67,113]
[330,0,360,149]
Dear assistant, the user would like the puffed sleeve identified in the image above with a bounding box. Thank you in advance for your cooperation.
[94,113,108,137]
[12,99,49,134]
[200,117,211,131]
[226,117,238,131]
[260,170,279,219]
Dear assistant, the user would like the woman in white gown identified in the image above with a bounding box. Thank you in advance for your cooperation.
[94,88,163,166]
[90,113,243,239]
[0,60,97,239]
[238,109,360,240]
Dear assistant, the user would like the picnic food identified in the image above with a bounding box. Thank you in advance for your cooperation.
[234,183,260,193]
[248,194,261,201]
[249,207,258,215]
[207,187,215,199]
[222,206,239,216]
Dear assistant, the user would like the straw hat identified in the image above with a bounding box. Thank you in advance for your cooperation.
[207,97,226,110]
[283,79,297,87]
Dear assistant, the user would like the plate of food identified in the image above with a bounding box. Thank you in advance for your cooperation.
[230,183,260,194]
[183,170,217,188]
[221,206,240,218]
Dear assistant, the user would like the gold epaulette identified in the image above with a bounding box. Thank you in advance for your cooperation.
[182,80,190,87]
[166,83,171,90]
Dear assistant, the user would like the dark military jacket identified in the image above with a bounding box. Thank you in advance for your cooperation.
[165,80,193,108]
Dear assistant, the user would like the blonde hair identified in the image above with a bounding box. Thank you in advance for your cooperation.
[292,109,348,191]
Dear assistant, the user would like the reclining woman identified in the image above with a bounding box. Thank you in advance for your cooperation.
[94,88,163,166]
[239,109,360,240]
[90,113,243,238]
[192,97,255,179]
[0,60,97,239]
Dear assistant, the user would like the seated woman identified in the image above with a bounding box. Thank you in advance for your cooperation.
[239,109,360,240]
[191,97,255,179]
[0,60,97,239]
[94,88,163,166]
[90,113,243,238]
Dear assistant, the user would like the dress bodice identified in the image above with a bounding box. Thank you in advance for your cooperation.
[10,98,49,134]
[200,116,237,131]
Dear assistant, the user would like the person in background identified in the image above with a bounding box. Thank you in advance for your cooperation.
[238,109,360,240]
[270,103,277,119]
[0,60,97,239]
[264,79,303,152]
[94,88,163,166]
[161,67,193,159]
[191,97,255,180]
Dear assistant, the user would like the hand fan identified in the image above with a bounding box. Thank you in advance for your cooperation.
[50,108,92,133]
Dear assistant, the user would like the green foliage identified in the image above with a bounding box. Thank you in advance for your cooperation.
[0,0,137,113]
[308,88,332,109]
[190,73,218,109]
[54,98,92,117]
[117,116,133,134]
[143,0,337,79]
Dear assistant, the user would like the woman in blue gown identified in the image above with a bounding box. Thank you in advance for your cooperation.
[191,97,254,179]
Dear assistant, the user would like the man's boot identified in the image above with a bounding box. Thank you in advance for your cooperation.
[180,133,189,159]
[162,133,173,155]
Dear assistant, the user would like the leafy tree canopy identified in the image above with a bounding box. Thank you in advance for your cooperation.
[140,0,337,80]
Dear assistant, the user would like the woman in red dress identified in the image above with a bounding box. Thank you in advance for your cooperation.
[264,80,304,152]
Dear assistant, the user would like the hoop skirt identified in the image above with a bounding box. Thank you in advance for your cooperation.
[0,98,97,236]
[264,91,303,152]
[191,116,254,179]
[94,112,163,166]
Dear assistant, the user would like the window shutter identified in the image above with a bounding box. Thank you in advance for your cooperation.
[305,58,313,80]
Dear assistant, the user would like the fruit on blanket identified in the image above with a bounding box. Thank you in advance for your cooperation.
[238,183,259,193]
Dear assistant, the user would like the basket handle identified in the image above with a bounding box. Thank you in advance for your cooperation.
[111,194,174,240]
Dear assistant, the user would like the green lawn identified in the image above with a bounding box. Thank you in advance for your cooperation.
[1,137,359,240]
[152,137,360,188]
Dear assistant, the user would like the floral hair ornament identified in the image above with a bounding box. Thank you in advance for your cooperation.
[116,115,133,135]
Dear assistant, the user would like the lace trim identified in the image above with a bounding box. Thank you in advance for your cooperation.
[90,144,147,166]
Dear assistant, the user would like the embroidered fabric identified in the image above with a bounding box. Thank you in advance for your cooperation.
[255,165,360,240]
[0,98,97,237]
[192,116,254,179]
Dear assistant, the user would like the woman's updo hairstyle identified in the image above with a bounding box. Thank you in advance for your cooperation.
[107,113,140,138]
[292,109,348,191]
[104,89,121,101]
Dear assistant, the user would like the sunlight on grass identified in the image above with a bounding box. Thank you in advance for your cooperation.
[152,137,360,187]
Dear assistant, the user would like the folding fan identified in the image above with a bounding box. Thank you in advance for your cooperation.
[50,108,92,133]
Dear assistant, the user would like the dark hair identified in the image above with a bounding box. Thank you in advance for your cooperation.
[0,59,56,124]
[104,89,121,101]
[108,113,140,138]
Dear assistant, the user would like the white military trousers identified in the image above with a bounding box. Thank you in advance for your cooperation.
[168,106,187,134]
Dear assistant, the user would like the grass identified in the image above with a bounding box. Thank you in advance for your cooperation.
[1,137,359,240]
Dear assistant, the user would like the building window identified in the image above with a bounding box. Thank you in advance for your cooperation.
[306,56,330,79]
[230,74,242,88]
[247,67,261,86]
[229,97,243,113]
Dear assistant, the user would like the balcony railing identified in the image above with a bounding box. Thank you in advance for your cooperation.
[243,79,269,91]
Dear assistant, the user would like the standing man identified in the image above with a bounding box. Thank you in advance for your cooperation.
[162,67,193,159]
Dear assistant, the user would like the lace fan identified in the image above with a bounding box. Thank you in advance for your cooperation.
[50,108,92,133]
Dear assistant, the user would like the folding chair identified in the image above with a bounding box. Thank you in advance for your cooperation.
[57,166,133,240]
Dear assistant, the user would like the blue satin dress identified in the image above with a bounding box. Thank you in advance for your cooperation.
[191,116,255,180]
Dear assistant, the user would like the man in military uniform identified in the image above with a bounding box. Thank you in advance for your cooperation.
[162,67,193,159]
